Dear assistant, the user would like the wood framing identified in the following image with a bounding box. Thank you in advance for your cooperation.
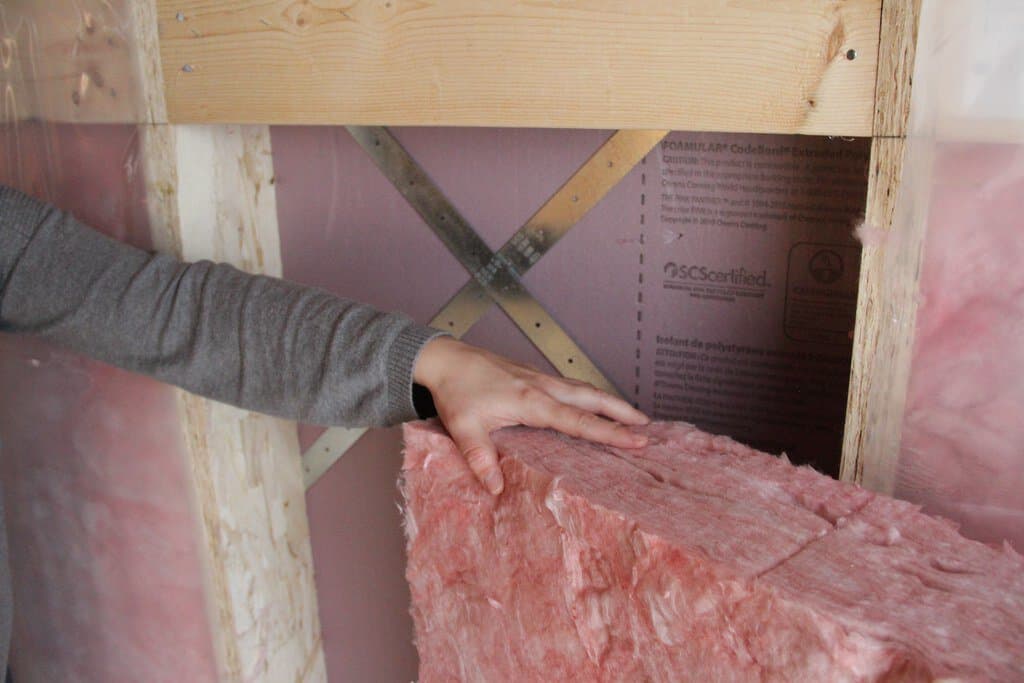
[840,0,922,490]
[134,6,328,682]
[141,124,327,683]
[2,0,882,136]
[154,0,880,135]
[0,1,146,123]
[5,0,941,675]
[871,0,922,139]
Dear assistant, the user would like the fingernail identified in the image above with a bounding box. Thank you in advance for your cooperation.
[486,472,504,495]
[631,434,648,447]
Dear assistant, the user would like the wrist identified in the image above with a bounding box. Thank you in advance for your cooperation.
[413,335,462,390]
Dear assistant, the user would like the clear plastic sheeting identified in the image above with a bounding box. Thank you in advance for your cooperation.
[0,123,219,683]
[892,0,1024,550]
[0,2,147,125]
[1,3,218,681]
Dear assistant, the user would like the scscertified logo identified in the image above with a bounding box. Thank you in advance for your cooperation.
[808,249,844,284]
[663,261,769,288]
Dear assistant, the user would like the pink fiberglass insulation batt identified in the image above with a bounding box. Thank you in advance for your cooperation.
[0,123,219,682]
[401,421,1024,682]
[897,143,1024,550]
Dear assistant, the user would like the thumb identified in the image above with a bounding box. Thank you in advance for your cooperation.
[449,421,504,496]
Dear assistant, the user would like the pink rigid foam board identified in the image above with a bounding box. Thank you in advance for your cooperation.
[633,134,868,473]
[273,127,867,466]
[402,420,1024,682]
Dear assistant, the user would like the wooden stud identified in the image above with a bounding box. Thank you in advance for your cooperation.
[140,122,328,683]
[133,5,327,681]
[840,0,923,490]
[871,0,922,138]
[154,0,880,135]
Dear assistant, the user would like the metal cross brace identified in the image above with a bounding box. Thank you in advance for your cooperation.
[303,127,667,488]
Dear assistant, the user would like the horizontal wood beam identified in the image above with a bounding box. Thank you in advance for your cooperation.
[155,0,879,135]
[0,1,150,124]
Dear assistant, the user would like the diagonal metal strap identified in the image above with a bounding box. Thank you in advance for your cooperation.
[347,125,617,391]
[430,129,666,337]
[303,127,666,488]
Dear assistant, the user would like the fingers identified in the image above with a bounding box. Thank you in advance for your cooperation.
[542,378,650,426]
[448,420,504,495]
[537,402,647,449]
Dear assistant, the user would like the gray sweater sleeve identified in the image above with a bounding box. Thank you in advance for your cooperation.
[0,185,444,427]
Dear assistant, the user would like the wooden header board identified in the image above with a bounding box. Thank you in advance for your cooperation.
[155,0,880,136]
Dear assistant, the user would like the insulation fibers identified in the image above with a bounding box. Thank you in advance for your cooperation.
[887,0,1024,551]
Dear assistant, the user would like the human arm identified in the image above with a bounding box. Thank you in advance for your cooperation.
[1,184,648,490]
[0,185,438,426]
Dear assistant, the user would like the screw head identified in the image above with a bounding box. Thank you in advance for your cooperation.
[845,48,857,61]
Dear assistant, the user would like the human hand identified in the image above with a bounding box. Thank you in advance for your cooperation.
[413,337,649,495]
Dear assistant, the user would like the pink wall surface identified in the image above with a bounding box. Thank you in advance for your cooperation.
[0,122,217,682]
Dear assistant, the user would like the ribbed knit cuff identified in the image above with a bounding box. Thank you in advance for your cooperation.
[386,323,450,423]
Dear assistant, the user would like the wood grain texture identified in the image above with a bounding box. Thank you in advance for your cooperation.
[140,123,328,683]
[135,4,327,680]
[156,0,880,134]
[176,392,328,682]
[0,1,148,123]
[841,136,904,489]
[872,0,922,137]
[842,137,933,494]
[840,0,923,489]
